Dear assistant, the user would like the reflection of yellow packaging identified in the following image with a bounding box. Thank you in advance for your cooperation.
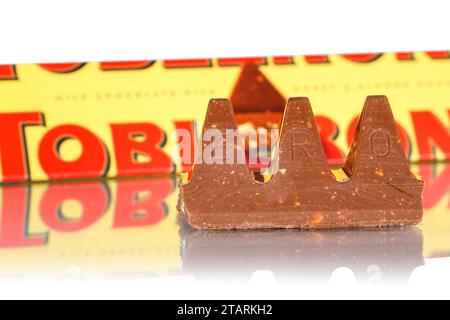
[0,178,182,277]
[0,164,448,279]
[0,52,449,183]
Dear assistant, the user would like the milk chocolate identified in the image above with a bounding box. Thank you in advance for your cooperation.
[231,64,286,170]
[180,96,424,229]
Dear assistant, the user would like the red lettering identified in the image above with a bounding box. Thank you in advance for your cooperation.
[38,63,85,73]
[100,61,155,71]
[420,165,450,209]
[316,116,345,164]
[396,52,414,60]
[0,112,44,183]
[0,186,48,248]
[426,51,450,59]
[397,51,450,60]
[217,57,267,66]
[411,111,450,161]
[40,182,108,232]
[342,53,383,63]
[0,64,17,80]
[38,125,109,180]
[163,59,211,68]
[304,55,330,63]
[273,56,294,65]
[111,123,174,176]
[113,179,173,228]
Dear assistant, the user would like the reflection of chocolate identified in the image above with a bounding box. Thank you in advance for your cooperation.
[180,96,424,229]
[179,217,424,283]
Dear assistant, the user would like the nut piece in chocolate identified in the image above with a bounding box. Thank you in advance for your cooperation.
[180,96,424,229]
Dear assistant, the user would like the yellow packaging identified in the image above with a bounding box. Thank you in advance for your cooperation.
[0,52,449,183]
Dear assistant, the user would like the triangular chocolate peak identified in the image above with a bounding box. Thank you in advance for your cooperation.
[230,63,286,113]
[274,98,329,176]
[181,96,424,230]
[344,96,418,183]
[190,99,253,184]
[203,99,239,132]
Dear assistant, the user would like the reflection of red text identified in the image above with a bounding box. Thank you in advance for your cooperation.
[0,179,174,248]
[0,186,48,248]
[40,182,109,232]
[113,179,173,228]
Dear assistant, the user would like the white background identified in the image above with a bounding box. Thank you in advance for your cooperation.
[0,259,450,299]
[0,0,449,63]
[0,0,449,300]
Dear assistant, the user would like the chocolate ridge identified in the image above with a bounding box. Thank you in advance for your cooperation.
[181,96,424,229]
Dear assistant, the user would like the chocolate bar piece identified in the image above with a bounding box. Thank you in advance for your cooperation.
[231,64,285,170]
[179,96,424,229]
